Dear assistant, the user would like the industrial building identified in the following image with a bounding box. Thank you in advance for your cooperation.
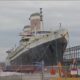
[63,45,80,65]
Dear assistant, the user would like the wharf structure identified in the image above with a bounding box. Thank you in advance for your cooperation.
[63,45,80,65]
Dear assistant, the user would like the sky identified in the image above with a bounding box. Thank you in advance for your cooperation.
[0,1,80,62]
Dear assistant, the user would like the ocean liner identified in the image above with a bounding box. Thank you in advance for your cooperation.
[6,8,68,67]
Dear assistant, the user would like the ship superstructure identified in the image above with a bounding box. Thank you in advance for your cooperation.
[6,9,69,66]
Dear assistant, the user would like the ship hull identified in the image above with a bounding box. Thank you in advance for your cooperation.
[10,36,67,66]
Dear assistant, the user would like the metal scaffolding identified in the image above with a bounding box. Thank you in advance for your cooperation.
[63,45,80,65]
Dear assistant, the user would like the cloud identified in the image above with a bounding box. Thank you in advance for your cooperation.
[0,47,9,62]
[0,1,80,31]
[0,1,72,8]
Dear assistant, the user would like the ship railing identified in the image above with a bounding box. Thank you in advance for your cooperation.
[9,45,24,58]
[16,30,59,51]
[19,31,59,51]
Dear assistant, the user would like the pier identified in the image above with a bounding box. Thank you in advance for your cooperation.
[0,72,80,80]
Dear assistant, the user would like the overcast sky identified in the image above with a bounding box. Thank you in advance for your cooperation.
[0,1,80,62]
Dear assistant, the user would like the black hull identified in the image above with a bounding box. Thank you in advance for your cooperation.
[10,37,67,66]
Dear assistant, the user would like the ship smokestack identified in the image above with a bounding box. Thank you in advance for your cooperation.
[30,12,41,32]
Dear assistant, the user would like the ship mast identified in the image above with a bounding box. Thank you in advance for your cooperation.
[40,8,44,31]
[59,23,62,29]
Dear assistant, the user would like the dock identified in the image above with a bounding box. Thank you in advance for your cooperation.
[0,72,80,80]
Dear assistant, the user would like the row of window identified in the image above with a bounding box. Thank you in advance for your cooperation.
[63,52,80,59]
